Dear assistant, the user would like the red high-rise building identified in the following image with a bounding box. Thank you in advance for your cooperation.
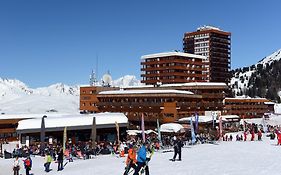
[183,26,231,84]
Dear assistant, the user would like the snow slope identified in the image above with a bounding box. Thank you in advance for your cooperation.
[0,75,141,114]
[231,49,281,97]
[1,135,281,175]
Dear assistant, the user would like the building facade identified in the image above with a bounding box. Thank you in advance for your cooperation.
[141,52,207,85]
[183,26,231,84]
[224,98,271,118]
[80,82,227,128]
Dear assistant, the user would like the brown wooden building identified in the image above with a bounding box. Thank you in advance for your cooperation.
[223,98,272,118]
[183,26,231,84]
[140,52,207,85]
[80,82,227,128]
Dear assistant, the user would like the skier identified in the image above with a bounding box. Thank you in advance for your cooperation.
[123,145,137,175]
[57,148,64,171]
[257,130,262,141]
[171,137,184,161]
[23,156,32,175]
[133,142,147,175]
[44,152,52,172]
[244,131,247,141]
[251,130,255,141]
[13,156,20,175]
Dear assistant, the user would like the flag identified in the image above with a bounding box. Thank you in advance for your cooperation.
[141,113,145,142]
[190,118,196,144]
[91,117,97,149]
[157,119,162,146]
[63,126,67,152]
[40,115,47,155]
[219,115,222,140]
[195,113,199,133]
[212,112,216,129]
[115,121,120,144]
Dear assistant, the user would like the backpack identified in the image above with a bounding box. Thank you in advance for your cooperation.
[24,159,30,167]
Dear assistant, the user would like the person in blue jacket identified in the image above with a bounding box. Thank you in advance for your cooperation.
[134,143,147,175]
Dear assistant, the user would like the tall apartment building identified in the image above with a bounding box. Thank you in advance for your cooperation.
[140,52,207,85]
[183,26,231,84]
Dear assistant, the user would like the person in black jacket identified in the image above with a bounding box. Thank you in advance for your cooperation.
[171,137,184,161]
[57,148,64,171]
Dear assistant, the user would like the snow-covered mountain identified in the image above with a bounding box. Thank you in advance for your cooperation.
[231,49,281,101]
[0,75,141,114]
[112,75,141,87]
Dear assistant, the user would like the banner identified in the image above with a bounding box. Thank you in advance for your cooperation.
[157,119,162,146]
[190,118,196,144]
[63,126,67,152]
[40,116,47,155]
[115,121,120,144]
[91,117,97,148]
[141,113,145,142]
[195,112,199,133]
[219,114,222,140]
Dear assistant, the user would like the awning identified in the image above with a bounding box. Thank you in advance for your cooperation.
[17,113,128,134]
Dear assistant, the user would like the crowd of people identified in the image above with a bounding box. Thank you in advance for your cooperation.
[8,122,281,175]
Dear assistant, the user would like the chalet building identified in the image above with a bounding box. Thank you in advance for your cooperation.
[223,98,272,118]
[80,82,228,128]
[183,26,231,84]
[140,52,207,85]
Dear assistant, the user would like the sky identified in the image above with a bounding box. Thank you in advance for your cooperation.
[0,0,280,88]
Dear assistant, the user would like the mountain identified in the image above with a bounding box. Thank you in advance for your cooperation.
[112,75,141,87]
[231,49,281,102]
[0,75,141,114]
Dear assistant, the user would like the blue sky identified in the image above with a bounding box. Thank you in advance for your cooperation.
[0,0,280,87]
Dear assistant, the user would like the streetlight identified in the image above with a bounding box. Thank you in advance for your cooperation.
[40,115,47,156]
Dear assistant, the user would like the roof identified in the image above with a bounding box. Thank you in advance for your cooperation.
[225,97,269,102]
[178,115,228,123]
[160,82,227,87]
[16,113,128,133]
[0,113,73,120]
[120,82,227,90]
[160,123,184,133]
[99,89,194,95]
[141,52,206,60]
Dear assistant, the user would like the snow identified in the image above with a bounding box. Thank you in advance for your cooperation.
[0,76,142,115]
[231,48,281,97]
[0,79,79,114]
[241,114,281,126]
[179,115,229,123]
[2,136,281,175]
[111,75,142,87]
[160,123,184,133]
[258,49,281,66]
[141,51,206,60]
[127,130,158,135]
[99,89,194,95]
[17,113,128,131]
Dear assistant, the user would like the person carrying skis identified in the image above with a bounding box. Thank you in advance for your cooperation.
[134,142,147,175]
[123,144,137,175]
[23,156,32,175]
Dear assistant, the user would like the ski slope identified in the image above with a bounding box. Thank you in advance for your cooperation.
[1,135,281,175]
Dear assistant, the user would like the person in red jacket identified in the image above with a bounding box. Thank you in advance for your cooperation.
[257,130,262,141]
[251,130,255,141]
[123,145,137,175]
[277,130,281,145]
